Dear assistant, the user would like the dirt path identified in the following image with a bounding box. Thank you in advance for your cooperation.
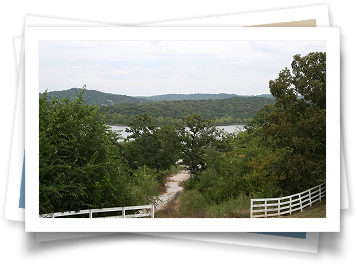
[155,170,190,211]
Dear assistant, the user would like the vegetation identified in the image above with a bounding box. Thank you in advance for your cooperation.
[122,113,181,175]
[282,199,326,218]
[39,52,326,218]
[39,88,159,214]
[101,96,275,126]
[39,87,148,105]
[41,89,275,126]
[156,52,326,217]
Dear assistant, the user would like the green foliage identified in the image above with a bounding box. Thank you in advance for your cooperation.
[178,190,208,218]
[123,113,181,173]
[39,87,158,214]
[242,147,291,198]
[237,52,326,197]
[128,166,160,206]
[101,96,275,126]
[40,87,148,105]
[39,51,326,218]
[247,52,326,194]
[178,52,326,214]
[177,114,220,178]
[206,194,251,218]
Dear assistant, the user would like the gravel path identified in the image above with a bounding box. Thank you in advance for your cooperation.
[155,171,190,211]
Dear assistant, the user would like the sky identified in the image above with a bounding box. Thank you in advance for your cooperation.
[39,40,326,96]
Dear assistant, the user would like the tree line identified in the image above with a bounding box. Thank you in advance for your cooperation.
[101,96,275,126]
[39,52,326,217]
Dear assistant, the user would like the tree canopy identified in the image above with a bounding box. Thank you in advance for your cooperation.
[246,52,326,194]
[39,88,159,214]
[101,96,275,126]
[183,52,327,204]
[123,113,181,173]
[39,51,327,217]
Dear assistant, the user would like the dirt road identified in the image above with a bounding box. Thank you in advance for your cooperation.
[155,171,190,211]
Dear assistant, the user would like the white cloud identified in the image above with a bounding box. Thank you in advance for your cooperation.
[39,40,326,95]
[113,70,130,75]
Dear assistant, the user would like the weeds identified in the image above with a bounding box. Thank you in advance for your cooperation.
[155,190,251,218]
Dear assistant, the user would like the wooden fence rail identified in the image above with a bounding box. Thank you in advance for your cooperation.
[250,183,326,218]
[40,205,155,218]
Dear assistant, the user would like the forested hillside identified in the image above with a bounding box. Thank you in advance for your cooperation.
[39,88,275,125]
[39,87,148,105]
[101,96,275,126]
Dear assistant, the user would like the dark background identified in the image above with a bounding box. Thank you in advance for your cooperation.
[0,1,350,258]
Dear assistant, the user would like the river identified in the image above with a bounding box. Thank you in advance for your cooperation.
[109,124,245,141]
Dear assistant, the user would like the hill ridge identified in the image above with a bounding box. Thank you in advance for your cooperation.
[39,87,148,105]
[40,88,274,105]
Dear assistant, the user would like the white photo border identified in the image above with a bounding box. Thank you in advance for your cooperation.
[25,27,340,232]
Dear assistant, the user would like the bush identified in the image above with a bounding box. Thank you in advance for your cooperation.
[39,88,159,214]
[179,190,208,218]
[206,193,251,218]
[129,166,160,206]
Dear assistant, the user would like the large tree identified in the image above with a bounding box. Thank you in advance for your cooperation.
[123,113,181,173]
[39,88,133,214]
[246,52,326,195]
[177,114,219,178]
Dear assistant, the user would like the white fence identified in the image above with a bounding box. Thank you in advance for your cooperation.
[250,183,326,218]
[40,205,155,218]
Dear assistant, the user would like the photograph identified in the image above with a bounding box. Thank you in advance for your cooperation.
[38,40,327,219]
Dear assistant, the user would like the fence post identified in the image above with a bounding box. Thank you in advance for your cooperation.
[151,205,155,218]
[278,198,280,216]
[250,200,253,218]
[309,190,312,207]
[319,184,322,201]
[264,200,267,218]
[89,209,92,218]
[299,193,303,211]
[122,207,125,218]
[289,196,292,215]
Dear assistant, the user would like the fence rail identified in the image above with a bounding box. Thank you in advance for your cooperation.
[250,183,326,218]
[40,205,155,218]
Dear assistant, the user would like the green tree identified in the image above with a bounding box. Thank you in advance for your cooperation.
[123,113,181,173]
[177,114,219,178]
[246,52,326,194]
[39,87,134,214]
[174,52,326,206]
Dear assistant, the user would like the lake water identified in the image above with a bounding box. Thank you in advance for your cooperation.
[109,124,245,141]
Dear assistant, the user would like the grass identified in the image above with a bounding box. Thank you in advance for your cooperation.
[155,190,251,218]
[281,199,326,218]
[155,166,326,219]
[206,194,251,218]
[155,167,327,219]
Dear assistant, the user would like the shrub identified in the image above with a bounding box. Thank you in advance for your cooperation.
[206,193,251,218]
[179,190,208,218]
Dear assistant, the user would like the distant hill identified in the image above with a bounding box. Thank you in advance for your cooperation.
[102,96,276,126]
[40,88,274,104]
[39,88,276,126]
[255,94,274,98]
[40,88,148,105]
[136,93,241,101]
[136,93,274,101]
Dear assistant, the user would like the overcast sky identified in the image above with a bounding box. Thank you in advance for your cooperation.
[39,40,326,96]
